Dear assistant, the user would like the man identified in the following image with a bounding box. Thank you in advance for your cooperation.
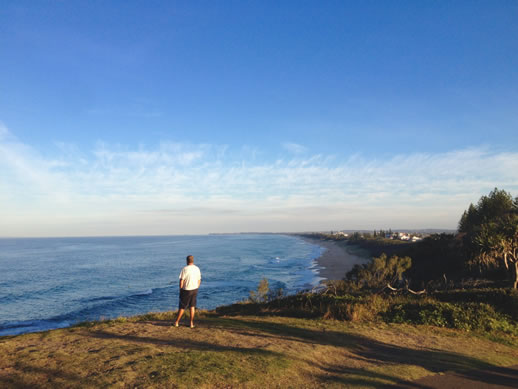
[174,255,201,328]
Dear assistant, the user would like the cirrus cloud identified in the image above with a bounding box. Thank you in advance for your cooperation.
[1,124,517,236]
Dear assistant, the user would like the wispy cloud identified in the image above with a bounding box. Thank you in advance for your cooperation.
[0,122,8,139]
[282,142,307,154]
[1,124,517,236]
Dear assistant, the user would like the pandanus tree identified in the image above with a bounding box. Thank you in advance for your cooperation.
[474,214,518,288]
[459,188,518,288]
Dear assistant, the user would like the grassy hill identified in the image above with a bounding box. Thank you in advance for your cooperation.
[2,307,518,388]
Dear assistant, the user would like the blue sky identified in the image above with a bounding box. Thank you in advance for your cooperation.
[1,1,517,236]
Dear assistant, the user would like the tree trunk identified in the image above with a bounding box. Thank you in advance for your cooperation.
[514,261,518,289]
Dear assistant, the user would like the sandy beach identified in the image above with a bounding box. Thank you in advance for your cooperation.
[301,237,370,281]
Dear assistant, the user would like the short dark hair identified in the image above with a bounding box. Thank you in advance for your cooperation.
[186,255,194,264]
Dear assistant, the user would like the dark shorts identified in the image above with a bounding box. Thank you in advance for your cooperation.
[179,288,198,309]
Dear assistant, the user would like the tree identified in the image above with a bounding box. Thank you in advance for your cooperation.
[459,188,515,234]
[249,278,270,303]
[459,188,518,288]
[350,232,362,241]
[458,203,478,234]
[474,214,518,288]
[404,233,464,284]
[345,253,412,289]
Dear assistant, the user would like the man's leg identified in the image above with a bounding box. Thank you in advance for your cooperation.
[189,306,195,328]
[174,308,185,326]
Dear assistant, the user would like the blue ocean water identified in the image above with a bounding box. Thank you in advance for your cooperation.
[0,234,324,336]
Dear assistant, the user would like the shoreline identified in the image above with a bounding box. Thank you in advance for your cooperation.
[300,236,371,281]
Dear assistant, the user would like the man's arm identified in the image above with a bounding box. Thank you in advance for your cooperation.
[179,279,185,289]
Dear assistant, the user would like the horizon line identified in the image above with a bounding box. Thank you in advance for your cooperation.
[0,228,458,239]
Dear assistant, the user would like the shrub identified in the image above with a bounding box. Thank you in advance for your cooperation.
[345,253,412,290]
[382,299,518,334]
[432,288,518,321]
[249,278,270,303]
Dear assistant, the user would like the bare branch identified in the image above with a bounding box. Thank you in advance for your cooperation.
[407,287,426,295]
[386,283,426,295]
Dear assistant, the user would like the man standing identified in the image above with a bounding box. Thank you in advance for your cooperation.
[174,255,201,328]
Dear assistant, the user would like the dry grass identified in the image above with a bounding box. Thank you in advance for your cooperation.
[1,312,518,388]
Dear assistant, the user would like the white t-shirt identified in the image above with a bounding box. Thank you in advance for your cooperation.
[179,264,201,291]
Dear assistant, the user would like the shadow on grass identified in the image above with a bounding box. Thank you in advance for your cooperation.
[1,327,284,389]
[136,315,510,387]
[80,324,425,387]
[84,328,282,356]
[204,317,508,387]
[3,316,515,388]
[0,361,100,389]
[313,364,431,389]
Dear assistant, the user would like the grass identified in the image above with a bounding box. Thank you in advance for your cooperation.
[2,310,518,388]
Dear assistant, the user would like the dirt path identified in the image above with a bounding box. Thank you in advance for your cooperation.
[390,364,518,388]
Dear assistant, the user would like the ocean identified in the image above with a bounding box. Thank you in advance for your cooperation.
[0,234,325,336]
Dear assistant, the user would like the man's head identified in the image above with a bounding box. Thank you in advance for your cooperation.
[186,255,194,265]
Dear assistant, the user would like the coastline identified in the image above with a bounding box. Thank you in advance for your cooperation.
[301,236,370,281]
[1,234,361,337]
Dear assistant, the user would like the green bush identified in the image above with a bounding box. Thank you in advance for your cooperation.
[383,300,518,334]
[345,253,412,290]
[433,288,518,320]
